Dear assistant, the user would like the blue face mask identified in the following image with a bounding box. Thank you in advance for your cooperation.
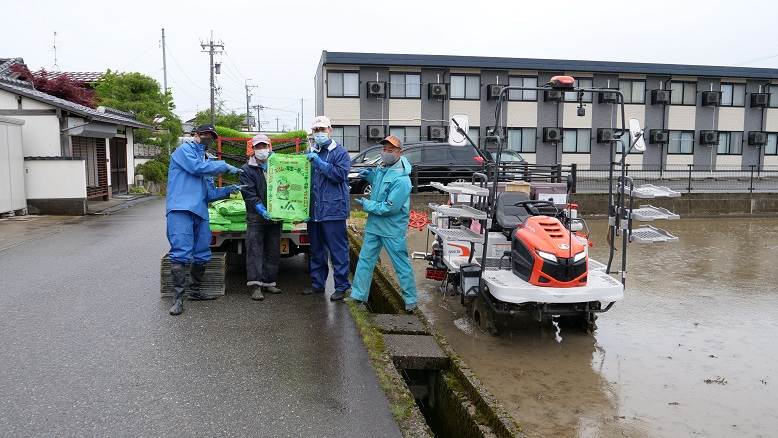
[313,132,330,146]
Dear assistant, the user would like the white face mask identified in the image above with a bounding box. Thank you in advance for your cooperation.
[254,149,270,161]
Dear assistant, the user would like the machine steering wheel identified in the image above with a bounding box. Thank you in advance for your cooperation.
[512,200,557,216]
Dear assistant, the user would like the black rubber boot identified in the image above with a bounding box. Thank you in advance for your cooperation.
[263,285,282,294]
[330,289,348,302]
[250,285,265,301]
[168,263,186,316]
[302,287,325,295]
[188,263,216,301]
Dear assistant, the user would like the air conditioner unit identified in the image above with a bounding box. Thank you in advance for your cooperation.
[748,131,768,146]
[367,125,386,140]
[428,126,447,140]
[487,84,504,100]
[543,90,563,102]
[651,89,671,105]
[367,81,386,97]
[649,129,669,144]
[542,127,561,142]
[751,93,769,108]
[701,91,720,107]
[597,128,616,143]
[429,83,447,98]
[699,130,719,146]
[598,91,618,104]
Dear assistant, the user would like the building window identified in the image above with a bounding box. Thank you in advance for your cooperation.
[332,125,360,152]
[564,79,593,102]
[615,133,643,154]
[769,85,778,108]
[389,126,421,143]
[667,131,694,154]
[720,83,746,107]
[508,76,537,101]
[327,71,359,97]
[619,80,646,104]
[766,133,778,155]
[717,132,743,155]
[466,127,480,148]
[670,81,697,105]
[389,73,421,98]
[507,128,536,153]
[450,74,480,100]
[562,129,591,153]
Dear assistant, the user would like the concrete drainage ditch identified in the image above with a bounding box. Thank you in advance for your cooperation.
[347,229,522,438]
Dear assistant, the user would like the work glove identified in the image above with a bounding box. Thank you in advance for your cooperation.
[226,184,241,194]
[226,164,243,174]
[306,152,318,161]
[255,203,272,221]
[307,152,325,169]
[358,168,373,178]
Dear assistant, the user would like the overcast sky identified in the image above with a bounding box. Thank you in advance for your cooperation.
[4,0,777,131]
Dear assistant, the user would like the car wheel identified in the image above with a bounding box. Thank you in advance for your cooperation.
[362,184,372,195]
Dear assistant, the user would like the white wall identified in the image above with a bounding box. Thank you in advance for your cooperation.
[562,103,591,128]
[667,106,696,131]
[324,97,360,124]
[764,109,778,132]
[449,100,480,126]
[388,99,421,125]
[718,107,745,132]
[126,129,135,186]
[0,118,27,213]
[105,138,111,187]
[506,102,537,127]
[716,155,742,167]
[14,115,61,156]
[24,160,87,199]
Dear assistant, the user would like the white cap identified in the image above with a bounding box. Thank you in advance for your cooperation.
[251,133,271,147]
[311,115,331,130]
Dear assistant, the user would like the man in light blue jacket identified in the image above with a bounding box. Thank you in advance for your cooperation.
[350,135,417,311]
[166,124,242,316]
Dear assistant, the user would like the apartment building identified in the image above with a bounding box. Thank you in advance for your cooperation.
[314,51,778,169]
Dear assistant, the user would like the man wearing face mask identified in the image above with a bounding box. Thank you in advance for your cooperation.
[166,124,243,316]
[349,135,417,312]
[304,116,352,301]
[240,134,282,301]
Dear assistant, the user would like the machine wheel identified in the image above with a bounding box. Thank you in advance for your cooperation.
[470,295,499,336]
[362,184,373,195]
[581,312,598,334]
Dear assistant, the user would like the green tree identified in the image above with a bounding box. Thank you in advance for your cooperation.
[94,71,182,151]
[193,108,245,131]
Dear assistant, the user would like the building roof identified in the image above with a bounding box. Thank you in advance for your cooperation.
[321,51,778,80]
[0,76,150,129]
[37,70,104,84]
[0,58,26,78]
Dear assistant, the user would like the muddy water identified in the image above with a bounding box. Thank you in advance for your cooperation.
[404,217,778,437]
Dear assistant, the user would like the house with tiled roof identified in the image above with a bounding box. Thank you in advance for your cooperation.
[0,57,151,215]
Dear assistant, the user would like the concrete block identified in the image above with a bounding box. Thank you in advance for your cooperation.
[383,334,449,370]
[371,314,428,335]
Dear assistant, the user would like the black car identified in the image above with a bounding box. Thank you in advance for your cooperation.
[349,141,487,195]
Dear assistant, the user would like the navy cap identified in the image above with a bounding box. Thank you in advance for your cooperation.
[195,124,218,138]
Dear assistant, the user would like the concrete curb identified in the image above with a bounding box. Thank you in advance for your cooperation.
[90,194,156,215]
[347,228,523,438]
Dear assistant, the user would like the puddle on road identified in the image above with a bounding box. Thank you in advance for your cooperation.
[407,217,778,438]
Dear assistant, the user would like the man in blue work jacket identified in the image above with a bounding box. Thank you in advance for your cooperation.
[349,135,417,312]
[166,124,242,316]
[304,116,352,301]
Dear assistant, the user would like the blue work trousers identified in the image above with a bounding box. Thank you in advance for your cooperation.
[350,232,417,307]
[167,210,212,265]
[308,220,351,292]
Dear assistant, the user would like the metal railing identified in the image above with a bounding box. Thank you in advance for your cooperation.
[575,164,778,193]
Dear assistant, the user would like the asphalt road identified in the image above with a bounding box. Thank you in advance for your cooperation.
[0,198,401,437]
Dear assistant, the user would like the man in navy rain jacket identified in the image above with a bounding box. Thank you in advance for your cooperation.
[304,116,352,301]
[166,124,242,315]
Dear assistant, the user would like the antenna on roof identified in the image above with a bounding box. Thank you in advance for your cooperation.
[52,31,59,71]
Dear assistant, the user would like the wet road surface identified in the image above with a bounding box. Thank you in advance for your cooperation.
[0,198,401,437]
[405,217,778,438]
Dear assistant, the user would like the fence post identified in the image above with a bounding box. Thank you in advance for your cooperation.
[749,165,755,193]
[570,163,577,194]
[687,164,693,193]
[412,166,419,193]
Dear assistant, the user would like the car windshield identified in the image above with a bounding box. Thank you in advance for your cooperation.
[353,146,382,163]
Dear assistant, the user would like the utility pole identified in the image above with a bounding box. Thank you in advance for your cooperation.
[245,80,257,131]
[161,28,168,93]
[276,118,280,132]
[251,105,263,133]
[200,32,224,125]
[52,31,59,71]
[300,98,304,131]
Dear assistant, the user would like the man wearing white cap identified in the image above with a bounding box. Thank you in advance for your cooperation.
[240,134,282,301]
[304,115,352,301]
